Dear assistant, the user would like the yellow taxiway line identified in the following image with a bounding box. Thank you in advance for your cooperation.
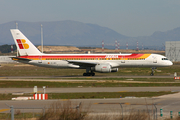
[0,109,10,112]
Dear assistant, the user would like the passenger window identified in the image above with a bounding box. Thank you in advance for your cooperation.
[162,58,168,60]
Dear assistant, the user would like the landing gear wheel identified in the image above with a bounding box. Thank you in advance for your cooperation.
[150,67,156,76]
[87,73,91,76]
[92,73,95,76]
[84,68,95,76]
[83,73,91,76]
[83,72,95,76]
[83,73,87,76]
[150,73,154,76]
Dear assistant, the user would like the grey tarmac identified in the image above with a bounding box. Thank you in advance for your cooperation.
[0,75,174,79]
[0,87,179,94]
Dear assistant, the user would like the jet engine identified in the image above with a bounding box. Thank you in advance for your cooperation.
[91,64,118,73]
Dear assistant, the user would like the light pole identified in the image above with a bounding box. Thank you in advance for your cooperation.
[43,86,46,94]
[41,24,43,53]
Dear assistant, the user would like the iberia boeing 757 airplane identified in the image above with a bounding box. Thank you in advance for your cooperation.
[10,29,173,76]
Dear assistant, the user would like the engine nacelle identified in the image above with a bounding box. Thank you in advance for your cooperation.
[111,68,118,72]
[91,64,117,73]
[92,64,111,73]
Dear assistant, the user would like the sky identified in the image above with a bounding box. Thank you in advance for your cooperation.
[0,0,180,37]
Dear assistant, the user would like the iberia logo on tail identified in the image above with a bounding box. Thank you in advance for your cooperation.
[16,39,29,49]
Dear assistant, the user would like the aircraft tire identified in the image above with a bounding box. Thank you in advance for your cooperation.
[150,73,154,76]
[92,73,95,76]
[83,73,87,76]
[83,73,95,76]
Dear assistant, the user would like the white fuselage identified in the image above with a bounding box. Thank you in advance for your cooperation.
[10,29,173,76]
[18,53,173,69]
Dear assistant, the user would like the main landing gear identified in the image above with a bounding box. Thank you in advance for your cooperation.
[83,72,95,76]
[150,67,156,76]
[83,68,95,76]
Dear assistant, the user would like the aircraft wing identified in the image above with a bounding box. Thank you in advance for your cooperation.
[67,60,98,67]
[11,57,32,61]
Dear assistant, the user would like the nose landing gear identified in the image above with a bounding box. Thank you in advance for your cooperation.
[150,67,156,76]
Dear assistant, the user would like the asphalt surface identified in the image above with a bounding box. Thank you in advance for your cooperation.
[0,87,179,94]
[0,75,174,79]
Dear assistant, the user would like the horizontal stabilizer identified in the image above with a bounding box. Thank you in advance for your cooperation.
[11,57,32,61]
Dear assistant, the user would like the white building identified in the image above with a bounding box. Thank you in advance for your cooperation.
[165,41,180,62]
[0,56,16,63]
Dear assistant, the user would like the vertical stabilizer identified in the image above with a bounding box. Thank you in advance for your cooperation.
[10,29,42,56]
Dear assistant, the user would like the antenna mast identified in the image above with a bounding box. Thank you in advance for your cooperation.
[102,40,104,53]
[41,24,43,53]
[15,22,19,56]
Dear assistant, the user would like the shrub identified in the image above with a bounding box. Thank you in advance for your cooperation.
[39,101,88,120]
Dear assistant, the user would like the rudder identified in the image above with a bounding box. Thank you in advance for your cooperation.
[10,29,42,56]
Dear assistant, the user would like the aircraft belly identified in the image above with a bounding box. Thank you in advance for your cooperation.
[106,61,120,67]
[120,61,146,67]
[28,60,71,68]
[50,61,79,68]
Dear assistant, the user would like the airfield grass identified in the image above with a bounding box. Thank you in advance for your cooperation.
[67,77,177,82]
[0,113,39,120]
[0,91,174,100]
[0,63,179,76]
[1,80,180,88]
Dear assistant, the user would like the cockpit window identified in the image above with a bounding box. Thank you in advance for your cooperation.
[162,58,168,60]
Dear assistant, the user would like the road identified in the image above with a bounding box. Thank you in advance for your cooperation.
[0,75,174,79]
[0,87,179,94]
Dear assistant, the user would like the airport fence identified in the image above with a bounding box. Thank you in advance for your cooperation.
[2,102,180,120]
[4,102,82,120]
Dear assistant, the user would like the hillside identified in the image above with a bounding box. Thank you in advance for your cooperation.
[0,20,179,48]
[37,45,164,54]
[37,46,81,53]
[0,20,127,46]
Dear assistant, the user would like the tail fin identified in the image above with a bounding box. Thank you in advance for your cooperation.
[10,29,42,56]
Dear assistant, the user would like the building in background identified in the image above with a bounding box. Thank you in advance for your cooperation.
[0,56,16,63]
[165,41,180,62]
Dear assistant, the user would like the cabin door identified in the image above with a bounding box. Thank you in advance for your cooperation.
[38,55,42,63]
[153,57,157,63]
[121,56,125,63]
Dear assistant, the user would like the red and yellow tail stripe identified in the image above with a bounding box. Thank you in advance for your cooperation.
[17,54,151,61]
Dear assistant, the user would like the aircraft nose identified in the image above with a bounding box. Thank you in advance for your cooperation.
[168,61,173,66]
